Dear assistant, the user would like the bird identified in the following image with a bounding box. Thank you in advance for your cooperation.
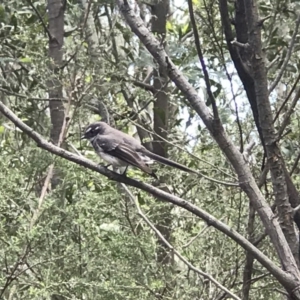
[81,121,198,178]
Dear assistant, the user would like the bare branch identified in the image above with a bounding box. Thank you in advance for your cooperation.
[267,56,280,71]
[232,92,244,153]
[122,184,241,300]
[257,15,271,26]
[26,0,52,40]
[274,73,300,125]
[242,203,255,300]
[290,151,300,177]
[131,79,157,93]
[0,99,294,289]
[30,97,72,228]
[116,0,300,292]
[182,225,209,248]
[243,0,300,270]
[231,39,250,49]
[187,0,219,119]
[277,86,300,138]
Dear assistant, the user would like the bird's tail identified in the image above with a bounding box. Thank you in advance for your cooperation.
[142,149,198,175]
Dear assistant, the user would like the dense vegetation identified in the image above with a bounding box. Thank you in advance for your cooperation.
[0,0,300,299]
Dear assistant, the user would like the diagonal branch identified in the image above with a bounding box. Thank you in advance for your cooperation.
[277,86,300,138]
[0,99,294,290]
[122,184,241,300]
[218,0,267,159]
[273,73,300,124]
[30,98,71,228]
[116,0,300,294]
[243,0,299,267]
[187,0,219,119]
[27,0,52,40]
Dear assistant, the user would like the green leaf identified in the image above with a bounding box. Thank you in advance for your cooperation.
[182,23,191,35]
[85,75,92,83]
[166,20,173,31]
[19,57,32,63]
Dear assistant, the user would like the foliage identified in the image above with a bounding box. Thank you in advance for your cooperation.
[0,0,299,299]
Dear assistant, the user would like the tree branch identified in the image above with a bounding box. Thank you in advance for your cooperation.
[218,0,267,161]
[132,79,157,93]
[243,0,299,267]
[268,14,300,94]
[116,0,300,294]
[187,0,219,119]
[122,184,241,300]
[0,99,294,290]
[27,0,52,40]
[30,96,72,228]
[273,73,300,124]
[242,203,255,300]
[277,86,300,139]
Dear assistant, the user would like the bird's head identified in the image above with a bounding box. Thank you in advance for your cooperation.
[81,122,108,141]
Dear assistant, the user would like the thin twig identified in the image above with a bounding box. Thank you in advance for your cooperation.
[121,184,241,300]
[242,203,255,300]
[232,91,244,153]
[0,245,31,299]
[26,0,52,40]
[30,97,72,228]
[267,56,280,71]
[274,288,289,296]
[82,0,93,31]
[231,40,250,49]
[269,14,300,94]
[203,6,244,153]
[290,151,300,177]
[277,87,300,138]
[132,79,157,93]
[273,73,300,124]
[0,87,66,101]
[182,225,209,248]
[257,15,271,26]
[187,0,219,119]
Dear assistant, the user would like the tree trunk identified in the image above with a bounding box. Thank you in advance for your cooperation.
[47,0,65,189]
[150,0,172,266]
[47,1,66,299]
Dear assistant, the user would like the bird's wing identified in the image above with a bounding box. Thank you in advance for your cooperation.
[95,137,156,178]
[110,144,155,175]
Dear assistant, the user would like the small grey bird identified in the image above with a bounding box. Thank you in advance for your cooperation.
[81,121,197,178]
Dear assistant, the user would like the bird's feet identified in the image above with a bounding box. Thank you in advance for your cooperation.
[121,166,129,177]
[99,164,111,169]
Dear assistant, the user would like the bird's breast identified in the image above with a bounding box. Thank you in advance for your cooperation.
[98,152,128,167]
